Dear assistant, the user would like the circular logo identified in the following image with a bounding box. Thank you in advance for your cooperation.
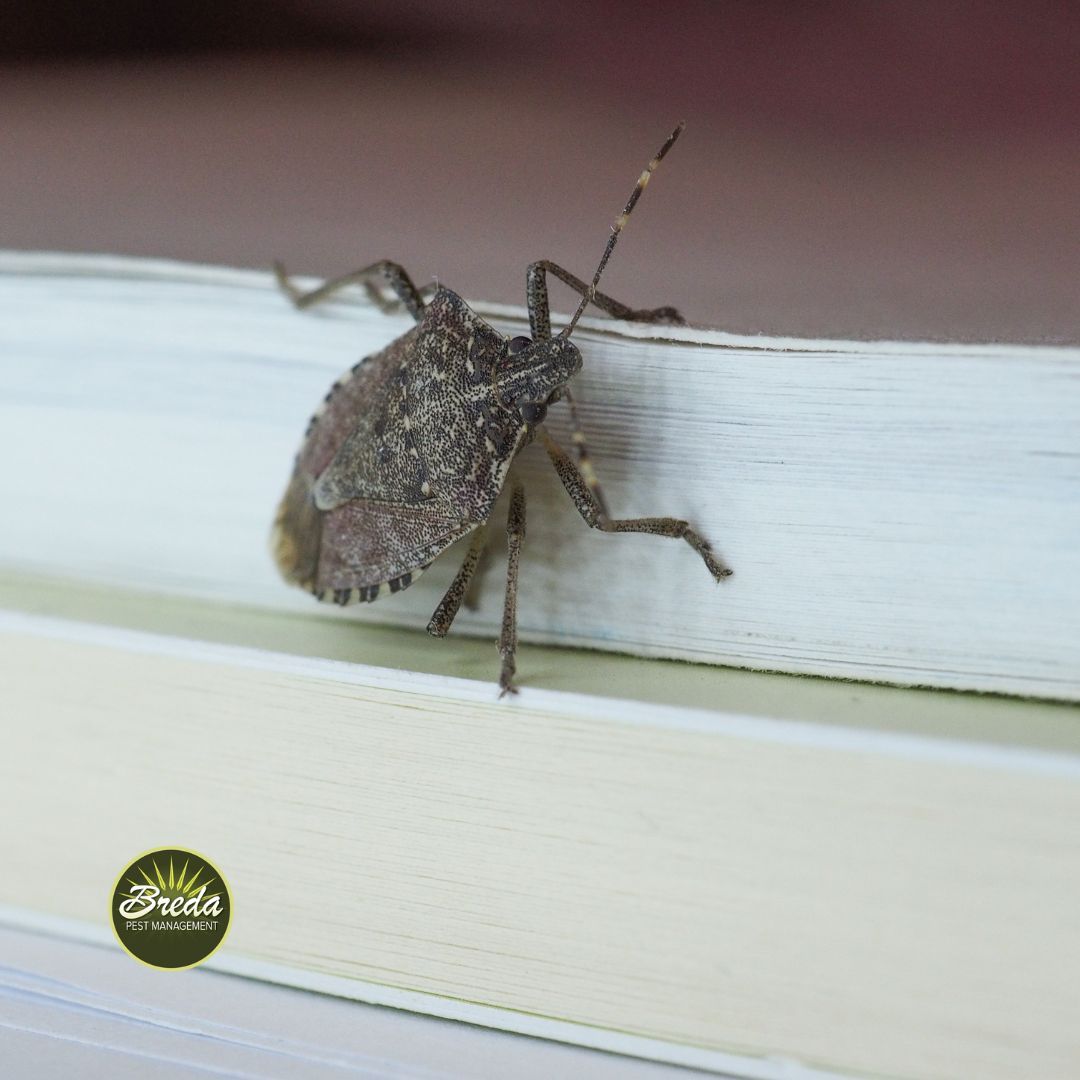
[111,848,231,970]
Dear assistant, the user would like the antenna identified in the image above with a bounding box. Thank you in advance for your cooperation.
[561,121,686,339]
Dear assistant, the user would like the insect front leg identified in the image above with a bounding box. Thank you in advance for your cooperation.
[541,431,732,582]
[525,260,684,341]
[273,260,431,322]
[498,485,527,697]
[427,525,489,638]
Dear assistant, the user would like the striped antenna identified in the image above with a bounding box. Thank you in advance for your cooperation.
[561,121,686,339]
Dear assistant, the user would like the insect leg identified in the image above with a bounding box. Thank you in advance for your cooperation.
[525,260,684,341]
[463,540,495,612]
[362,280,439,316]
[541,430,731,582]
[498,485,527,697]
[561,390,611,519]
[273,260,429,322]
[525,259,682,494]
[521,265,618,515]
[427,525,489,638]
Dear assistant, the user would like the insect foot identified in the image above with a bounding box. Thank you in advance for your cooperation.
[271,120,731,693]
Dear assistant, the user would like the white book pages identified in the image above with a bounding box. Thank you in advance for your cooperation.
[2,612,1078,1080]
[1,252,1078,698]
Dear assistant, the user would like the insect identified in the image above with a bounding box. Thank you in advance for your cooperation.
[271,122,731,694]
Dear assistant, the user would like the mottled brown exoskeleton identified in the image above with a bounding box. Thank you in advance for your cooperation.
[272,123,731,694]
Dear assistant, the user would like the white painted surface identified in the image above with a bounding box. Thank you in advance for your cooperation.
[1,252,1078,697]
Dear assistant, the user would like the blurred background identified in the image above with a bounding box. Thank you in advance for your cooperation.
[2,1,1078,342]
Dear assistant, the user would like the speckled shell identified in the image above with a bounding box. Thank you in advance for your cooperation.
[272,289,529,605]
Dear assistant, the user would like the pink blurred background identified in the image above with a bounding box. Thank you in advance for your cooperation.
[2,1,1078,342]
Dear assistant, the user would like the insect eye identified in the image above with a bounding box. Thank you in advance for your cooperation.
[507,335,532,355]
[518,401,547,425]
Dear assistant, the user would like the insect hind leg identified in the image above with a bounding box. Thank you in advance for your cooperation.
[274,260,430,322]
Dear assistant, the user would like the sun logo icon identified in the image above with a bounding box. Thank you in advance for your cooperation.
[111,848,231,969]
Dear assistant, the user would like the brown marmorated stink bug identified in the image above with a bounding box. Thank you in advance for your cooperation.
[271,122,731,694]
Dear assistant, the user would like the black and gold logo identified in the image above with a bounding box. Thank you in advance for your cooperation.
[111,848,231,969]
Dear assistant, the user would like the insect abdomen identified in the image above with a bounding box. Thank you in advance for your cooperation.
[271,470,322,590]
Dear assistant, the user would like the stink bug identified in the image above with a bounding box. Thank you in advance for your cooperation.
[272,122,731,694]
